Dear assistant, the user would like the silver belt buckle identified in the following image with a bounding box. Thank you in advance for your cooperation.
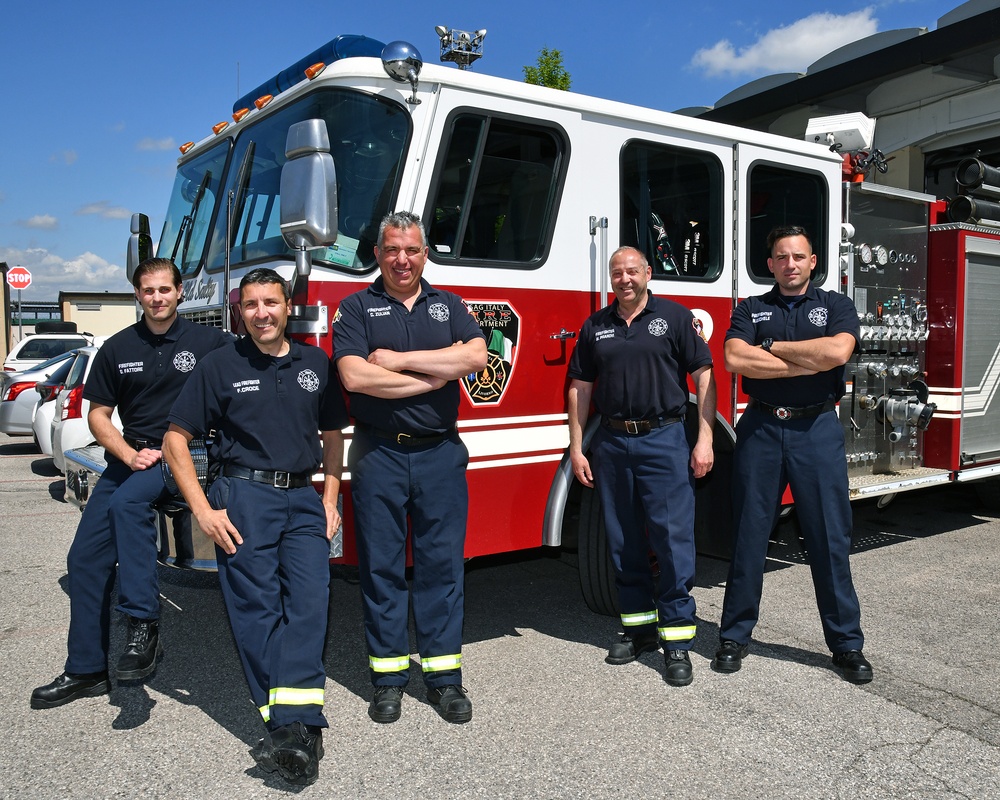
[273,471,291,488]
[774,406,792,420]
[625,420,640,435]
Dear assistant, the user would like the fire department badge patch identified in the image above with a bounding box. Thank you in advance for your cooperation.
[808,307,829,327]
[173,351,196,372]
[648,318,668,337]
[297,369,320,393]
[429,303,450,322]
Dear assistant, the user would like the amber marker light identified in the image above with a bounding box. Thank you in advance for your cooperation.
[232,108,250,123]
[305,62,327,80]
[212,121,229,135]
[179,142,195,154]
[254,94,273,110]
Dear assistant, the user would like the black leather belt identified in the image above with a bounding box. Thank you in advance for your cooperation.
[749,398,835,420]
[602,415,684,435]
[126,438,161,450]
[359,424,454,446]
[223,465,313,489]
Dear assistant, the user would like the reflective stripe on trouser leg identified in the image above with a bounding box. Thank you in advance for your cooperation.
[621,610,657,627]
[370,655,411,673]
[421,654,462,673]
[259,688,325,723]
[659,624,697,643]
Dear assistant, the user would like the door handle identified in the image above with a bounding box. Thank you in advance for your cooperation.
[550,328,577,340]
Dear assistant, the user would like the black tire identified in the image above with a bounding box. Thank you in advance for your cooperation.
[577,486,619,617]
[974,477,1000,512]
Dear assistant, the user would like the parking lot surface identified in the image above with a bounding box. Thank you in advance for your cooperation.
[1,432,999,799]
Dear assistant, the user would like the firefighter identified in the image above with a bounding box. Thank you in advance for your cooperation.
[334,211,487,724]
[568,246,716,687]
[30,258,229,710]
[714,225,872,683]
[162,268,347,786]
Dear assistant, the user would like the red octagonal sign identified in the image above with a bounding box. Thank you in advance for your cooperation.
[6,266,32,290]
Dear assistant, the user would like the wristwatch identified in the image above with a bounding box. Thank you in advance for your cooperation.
[761,338,774,352]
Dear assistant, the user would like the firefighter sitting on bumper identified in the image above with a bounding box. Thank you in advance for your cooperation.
[163,268,347,786]
[568,246,716,687]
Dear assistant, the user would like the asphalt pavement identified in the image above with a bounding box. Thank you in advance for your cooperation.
[1,432,999,799]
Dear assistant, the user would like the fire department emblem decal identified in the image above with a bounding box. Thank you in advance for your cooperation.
[428,303,450,323]
[648,318,669,337]
[173,351,197,373]
[462,301,521,406]
[808,307,828,327]
[297,369,320,393]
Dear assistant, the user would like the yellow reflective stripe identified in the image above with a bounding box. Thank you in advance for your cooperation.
[658,624,697,641]
[369,655,411,673]
[621,611,657,627]
[421,654,462,672]
[259,704,271,722]
[268,687,325,707]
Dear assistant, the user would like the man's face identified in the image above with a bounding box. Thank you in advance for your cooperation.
[767,234,816,296]
[609,251,651,306]
[239,281,290,349]
[135,269,181,324]
[375,225,427,300]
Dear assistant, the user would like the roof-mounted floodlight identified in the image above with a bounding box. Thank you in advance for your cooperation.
[805,112,875,153]
[382,41,423,105]
[436,25,486,70]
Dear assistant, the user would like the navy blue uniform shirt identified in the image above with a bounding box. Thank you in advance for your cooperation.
[568,292,713,420]
[332,276,486,435]
[726,283,860,406]
[168,336,348,474]
[84,315,230,443]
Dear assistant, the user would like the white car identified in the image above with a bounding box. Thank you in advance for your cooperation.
[3,331,92,373]
[0,352,75,438]
[32,391,60,457]
[50,346,121,473]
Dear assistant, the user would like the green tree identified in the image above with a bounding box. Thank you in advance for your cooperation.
[523,47,571,91]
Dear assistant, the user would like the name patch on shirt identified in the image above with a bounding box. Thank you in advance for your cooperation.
[595,328,616,342]
[367,305,392,318]
[234,379,261,394]
[751,311,772,323]
[118,361,144,374]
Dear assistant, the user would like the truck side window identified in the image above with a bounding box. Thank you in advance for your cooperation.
[426,112,567,267]
[620,141,723,281]
[746,163,828,283]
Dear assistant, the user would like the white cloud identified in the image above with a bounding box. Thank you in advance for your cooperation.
[18,214,58,230]
[0,246,127,299]
[49,150,78,165]
[136,137,176,152]
[76,201,132,220]
[691,9,880,78]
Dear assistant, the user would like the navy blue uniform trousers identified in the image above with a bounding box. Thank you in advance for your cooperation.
[592,422,697,646]
[209,477,330,730]
[65,455,168,674]
[349,429,469,689]
[721,407,864,653]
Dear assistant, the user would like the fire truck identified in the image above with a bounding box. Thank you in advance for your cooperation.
[79,34,997,615]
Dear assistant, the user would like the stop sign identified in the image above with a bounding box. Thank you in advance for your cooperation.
[6,266,32,290]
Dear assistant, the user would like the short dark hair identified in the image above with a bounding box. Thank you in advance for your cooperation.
[132,258,181,291]
[767,225,813,254]
[239,267,290,301]
[377,210,427,249]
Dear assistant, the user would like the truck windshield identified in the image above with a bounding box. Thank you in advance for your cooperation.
[158,141,231,277]
[203,88,409,274]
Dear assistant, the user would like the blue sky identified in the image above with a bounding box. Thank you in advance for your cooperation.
[0,0,963,300]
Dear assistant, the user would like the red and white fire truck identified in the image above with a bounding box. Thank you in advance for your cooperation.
[81,34,998,614]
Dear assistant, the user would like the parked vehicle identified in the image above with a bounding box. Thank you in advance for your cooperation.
[49,346,121,474]
[0,352,75,438]
[3,331,91,373]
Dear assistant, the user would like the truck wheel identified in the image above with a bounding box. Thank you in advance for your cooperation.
[577,486,619,617]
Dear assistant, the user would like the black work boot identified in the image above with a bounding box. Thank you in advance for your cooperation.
[30,671,110,709]
[116,616,162,681]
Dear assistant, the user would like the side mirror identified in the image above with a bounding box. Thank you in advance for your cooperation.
[279,119,339,277]
[126,213,153,284]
